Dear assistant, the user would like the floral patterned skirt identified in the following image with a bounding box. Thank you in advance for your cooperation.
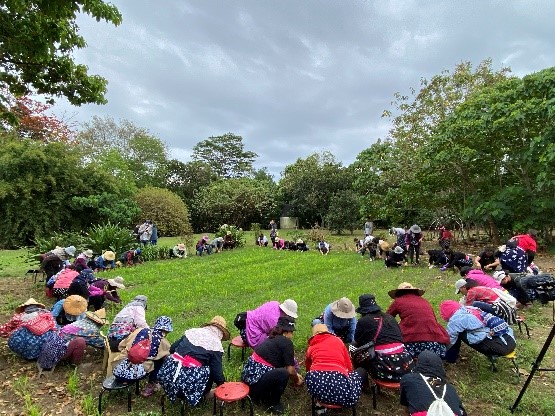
[241,356,272,385]
[306,370,362,408]
[8,327,48,360]
[370,350,415,382]
[158,357,209,406]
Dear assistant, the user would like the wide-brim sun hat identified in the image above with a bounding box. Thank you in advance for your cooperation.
[64,246,76,257]
[279,299,298,319]
[202,235,209,241]
[388,282,425,298]
[393,246,404,254]
[107,276,125,289]
[409,224,422,234]
[86,308,107,325]
[177,243,186,250]
[202,315,230,341]
[63,295,88,316]
[103,250,115,261]
[356,294,381,314]
[15,298,46,314]
[83,249,94,258]
[331,297,356,319]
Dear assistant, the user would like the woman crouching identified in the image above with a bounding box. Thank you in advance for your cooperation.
[305,324,367,412]
[158,316,230,406]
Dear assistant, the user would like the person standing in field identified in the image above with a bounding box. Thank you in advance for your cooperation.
[269,220,277,247]
[364,218,374,237]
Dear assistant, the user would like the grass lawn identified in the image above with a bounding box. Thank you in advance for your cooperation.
[1,232,555,415]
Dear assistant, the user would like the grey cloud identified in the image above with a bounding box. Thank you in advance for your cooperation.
[52,0,555,178]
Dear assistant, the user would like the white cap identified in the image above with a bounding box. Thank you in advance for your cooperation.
[454,279,467,294]
[493,271,506,283]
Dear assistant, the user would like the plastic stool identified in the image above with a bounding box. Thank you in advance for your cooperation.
[160,394,186,415]
[488,351,520,380]
[213,382,253,416]
[227,336,249,361]
[311,396,356,415]
[370,379,400,410]
[98,375,143,414]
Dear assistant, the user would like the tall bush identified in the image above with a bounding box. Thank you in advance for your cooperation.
[87,222,136,256]
[134,187,193,237]
[215,224,246,248]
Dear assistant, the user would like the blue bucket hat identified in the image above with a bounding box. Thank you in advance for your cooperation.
[153,316,173,332]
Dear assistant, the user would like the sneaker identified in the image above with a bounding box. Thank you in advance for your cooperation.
[141,382,160,398]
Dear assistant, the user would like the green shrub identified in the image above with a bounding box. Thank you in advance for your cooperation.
[87,222,136,256]
[33,231,90,254]
[215,224,246,248]
[134,187,193,237]
[306,223,327,243]
[250,223,261,235]
[140,244,172,261]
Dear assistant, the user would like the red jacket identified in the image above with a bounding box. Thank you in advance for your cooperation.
[513,234,536,253]
[305,332,352,376]
[386,294,449,345]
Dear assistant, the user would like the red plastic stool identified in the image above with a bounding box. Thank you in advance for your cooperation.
[370,379,400,410]
[227,336,249,361]
[311,396,356,415]
[213,382,253,416]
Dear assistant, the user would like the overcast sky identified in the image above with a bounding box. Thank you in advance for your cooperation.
[52,1,555,178]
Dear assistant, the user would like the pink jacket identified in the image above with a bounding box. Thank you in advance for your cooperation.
[246,301,281,348]
[466,269,502,290]
[53,269,79,289]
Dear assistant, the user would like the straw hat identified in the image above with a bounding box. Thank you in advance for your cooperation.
[15,298,45,314]
[279,299,298,319]
[63,295,88,316]
[107,276,125,289]
[86,308,107,325]
[311,323,329,336]
[202,316,230,341]
[103,250,115,261]
[388,282,425,298]
[331,297,356,319]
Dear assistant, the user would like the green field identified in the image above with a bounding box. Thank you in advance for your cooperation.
[1,235,555,415]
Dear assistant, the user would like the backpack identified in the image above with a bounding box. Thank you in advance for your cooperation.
[421,374,453,416]
[127,329,151,364]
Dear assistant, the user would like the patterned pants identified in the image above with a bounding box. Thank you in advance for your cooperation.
[306,370,363,408]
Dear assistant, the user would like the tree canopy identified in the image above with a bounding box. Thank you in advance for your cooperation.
[192,133,258,179]
[0,0,122,124]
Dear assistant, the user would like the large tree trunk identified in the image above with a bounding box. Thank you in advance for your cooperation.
[488,216,500,246]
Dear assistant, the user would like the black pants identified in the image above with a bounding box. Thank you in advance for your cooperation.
[249,368,289,406]
[445,332,515,363]
[408,244,420,263]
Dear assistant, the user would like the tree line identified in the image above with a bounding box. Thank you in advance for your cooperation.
[1,3,553,247]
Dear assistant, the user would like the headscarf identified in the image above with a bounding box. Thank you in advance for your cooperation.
[185,326,224,353]
[149,316,173,358]
[415,350,447,381]
[440,301,482,322]
[439,301,461,321]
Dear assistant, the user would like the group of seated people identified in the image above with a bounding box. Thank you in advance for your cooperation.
[233,292,469,415]
[42,246,143,278]
[4,264,540,415]
[196,233,235,255]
